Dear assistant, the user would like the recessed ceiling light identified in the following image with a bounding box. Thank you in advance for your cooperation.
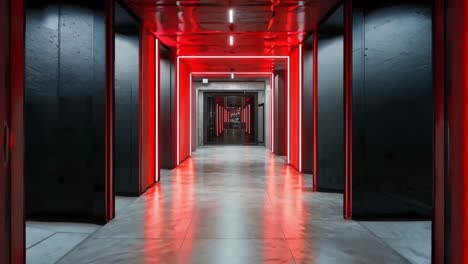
[229,9,234,23]
[229,36,234,46]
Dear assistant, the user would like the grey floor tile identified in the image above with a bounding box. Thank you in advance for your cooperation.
[360,221,431,264]
[26,227,55,249]
[58,238,183,264]
[57,146,430,263]
[115,196,139,216]
[26,221,100,234]
[178,239,294,264]
[26,233,89,264]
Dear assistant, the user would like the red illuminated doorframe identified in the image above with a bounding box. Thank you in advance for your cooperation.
[191,72,275,152]
[343,0,353,219]
[105,0,115,221]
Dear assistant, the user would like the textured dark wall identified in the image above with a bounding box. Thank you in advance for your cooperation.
[160,44,176,169]
[25,1,107,222]
[317,33,344,192]
[114,6,139,195]
[302,41,314,174]
[352,2,433,219]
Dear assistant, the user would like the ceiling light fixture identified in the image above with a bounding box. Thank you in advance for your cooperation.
[229,9,234,23]
[229,35,234,46]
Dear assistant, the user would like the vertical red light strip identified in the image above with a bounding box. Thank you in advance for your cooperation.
[216,104,218,136]
[344,0,353,219]
[189,73,192,156]
[299,44,303,172]
[155,38,160,182]
[287,57,291,164]
[105,0,115,221]
[176,57,179,165]
[248,104,251,134]
[271,73,275,152]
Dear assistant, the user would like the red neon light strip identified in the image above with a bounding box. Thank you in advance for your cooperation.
[155,39,160,181]
[271,73,274,152]
[299,44,303,172]
[105,0,115,221]
[344,1,353,219]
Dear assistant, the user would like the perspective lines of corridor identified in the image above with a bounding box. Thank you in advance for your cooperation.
[57,146,417,264]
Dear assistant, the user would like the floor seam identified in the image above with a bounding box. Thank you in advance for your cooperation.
[26,232,57,250]
[357,221,414,264]
[265,189,297,264]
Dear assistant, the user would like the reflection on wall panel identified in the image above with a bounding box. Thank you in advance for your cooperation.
[302,37,314,174]
[317,34,344,192]
[114,11,139,195]
[275,71,287,155]
[25,0,108,222]
[352,1,433,219]
[160,44,176,169]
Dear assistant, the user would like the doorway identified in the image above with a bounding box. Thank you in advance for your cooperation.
[204,93,257,145]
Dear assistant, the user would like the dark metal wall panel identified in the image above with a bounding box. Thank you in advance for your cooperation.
[160,44,176,169]
[302,42,314,174]
[0,0,10,261]
[275,70,286,155]
[25,0,108,222]
[352,2,433,219]
[114,26,139,195]
[316,34,344,192]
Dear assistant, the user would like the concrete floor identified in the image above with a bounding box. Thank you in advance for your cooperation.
[53,146,430,263]
[26,196,138,264]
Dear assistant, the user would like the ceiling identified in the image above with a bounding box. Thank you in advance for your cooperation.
[122,0,339,73]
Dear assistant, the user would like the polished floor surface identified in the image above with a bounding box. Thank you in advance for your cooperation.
[26,197,138,264]
[58,146,429,264]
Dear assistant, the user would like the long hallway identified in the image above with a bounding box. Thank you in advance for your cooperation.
[58,146,418,263]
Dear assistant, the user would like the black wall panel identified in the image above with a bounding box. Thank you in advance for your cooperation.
[317,33,345,192]
[352,2,433,219]
[25,0,107,222]
[302,39,314,174]
[160,44,176,169]
[114,3,139,195]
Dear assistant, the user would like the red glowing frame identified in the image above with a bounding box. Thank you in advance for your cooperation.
[190,71,276,152]
[177,56,298,166]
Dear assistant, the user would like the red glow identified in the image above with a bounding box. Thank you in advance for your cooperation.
[105,0,115,221]
[178,61,191,163]
[288,46,301,171]
[140,31,156,191]
[122,0,339,57]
